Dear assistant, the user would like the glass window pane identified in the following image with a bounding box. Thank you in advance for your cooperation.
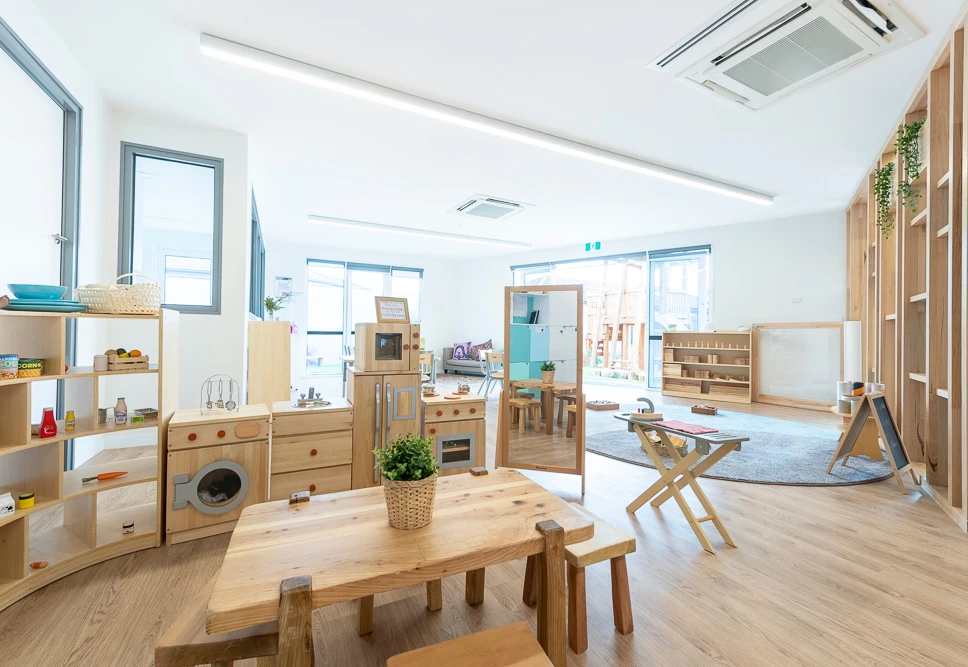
[349,270,384,328]
[391,274,421,321]
[307,263,344,331]
[164,255,212,305]
[306,333,343,376]
[132,154,216,307]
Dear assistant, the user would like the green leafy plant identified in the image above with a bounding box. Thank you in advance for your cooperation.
[540,361,556,372]
[374,433,438,482]
[263,291,301,319]
[895,120,926,215]
[874,162,896,238]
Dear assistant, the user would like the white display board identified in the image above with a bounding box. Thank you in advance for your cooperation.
[756,325,841,406]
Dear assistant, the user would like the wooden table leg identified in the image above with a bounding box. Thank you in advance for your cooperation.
[357,595,374,635]
[544,389,554,435]
[465,569,485,606]
[277,576,313,667]
[536,520,566,667]
[610,556,633,634]
[426,579,442,611]
[567,563,588,653]
[523,555,538,608]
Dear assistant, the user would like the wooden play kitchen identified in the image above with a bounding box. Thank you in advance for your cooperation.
[269,398,353,499]
[203,469,593,666]
[619,414,746,554]
[422,392,486,474]
[661,330,753,404]
[0,308,178,612]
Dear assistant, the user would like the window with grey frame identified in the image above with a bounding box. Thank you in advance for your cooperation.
[249,191,265,318]
[118,143,224,314]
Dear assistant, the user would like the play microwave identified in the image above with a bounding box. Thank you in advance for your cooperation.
[354,323,421,373]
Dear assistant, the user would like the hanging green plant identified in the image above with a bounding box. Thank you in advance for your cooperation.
[874,162,895,238]
[895,120,926,214]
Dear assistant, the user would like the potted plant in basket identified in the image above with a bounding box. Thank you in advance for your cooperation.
[374,433,439,530]
[540,361,556,384]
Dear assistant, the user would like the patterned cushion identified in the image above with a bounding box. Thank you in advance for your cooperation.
[469,339,493,361]
[451,342,473,360]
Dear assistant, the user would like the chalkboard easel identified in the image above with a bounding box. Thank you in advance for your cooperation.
[826,392,920,493]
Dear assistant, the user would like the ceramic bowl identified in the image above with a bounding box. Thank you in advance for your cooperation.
[7,284,68,300]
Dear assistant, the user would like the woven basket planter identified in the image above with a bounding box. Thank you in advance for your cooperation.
[541,370,555,384]
[383,472,437,530]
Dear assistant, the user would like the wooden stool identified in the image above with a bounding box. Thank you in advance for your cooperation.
[565,404,577,438]
[155,571,280,667]
[556,394,577,426]
[523,503,635,654]
[510,398,542,435]
[387,622,552,667]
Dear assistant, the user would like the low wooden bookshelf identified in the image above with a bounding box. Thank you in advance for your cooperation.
[0,309,178,612]
[661,330,753,404]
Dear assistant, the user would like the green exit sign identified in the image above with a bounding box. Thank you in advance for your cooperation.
[585,241,601,251]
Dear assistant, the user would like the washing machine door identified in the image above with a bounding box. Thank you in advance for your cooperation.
[172,460,250,515]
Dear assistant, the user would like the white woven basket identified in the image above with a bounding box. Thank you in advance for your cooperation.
[75,273,162,315]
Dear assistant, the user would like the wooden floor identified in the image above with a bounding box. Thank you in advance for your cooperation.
[2,390,968,666]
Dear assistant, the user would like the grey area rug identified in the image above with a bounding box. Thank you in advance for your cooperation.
[585,414,893,486]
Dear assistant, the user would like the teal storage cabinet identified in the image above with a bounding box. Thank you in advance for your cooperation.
[529,326,550,362]
[509,362,530,381]
[509,324,531,363]
[529,362,542,379]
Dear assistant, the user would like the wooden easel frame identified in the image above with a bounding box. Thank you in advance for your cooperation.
[826,392,920,493]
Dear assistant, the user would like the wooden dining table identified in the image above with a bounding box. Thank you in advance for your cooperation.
[510,379,578,435]
[206,469,593,666]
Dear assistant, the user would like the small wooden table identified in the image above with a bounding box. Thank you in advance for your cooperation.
[617,414,746,554]
[829,405,884,462]
[511,379,578,435]
[208,469,593,666]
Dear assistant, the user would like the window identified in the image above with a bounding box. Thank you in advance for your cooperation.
[118,143,223,314]
[305,260,423,375]
[249,192,265,318]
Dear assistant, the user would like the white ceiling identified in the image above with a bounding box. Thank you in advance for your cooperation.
[35,0,963,257]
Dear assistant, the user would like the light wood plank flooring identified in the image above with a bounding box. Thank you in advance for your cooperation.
[1,390,967,666]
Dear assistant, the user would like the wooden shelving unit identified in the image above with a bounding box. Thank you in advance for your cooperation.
[661,331,752,404]
[845,19,967,532]
[0,309,178,611]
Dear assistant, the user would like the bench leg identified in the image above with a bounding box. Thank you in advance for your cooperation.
[536,520,566,667]
[567,563,588,654]
[566,412,575,438]
[278,576,314,667]
[427,579,442,611]
[523,555,537,607]
[610,555,633,635]
[357,595,374,635]
[532,406,541,433]
[465,569,485,606]
[557,399,565,426]
[518,408,526,435]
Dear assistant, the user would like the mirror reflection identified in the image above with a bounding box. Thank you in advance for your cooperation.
[506,289,579,469]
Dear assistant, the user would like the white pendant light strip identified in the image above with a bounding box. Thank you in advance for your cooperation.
[201,34,774,206]
[308,214,533,248]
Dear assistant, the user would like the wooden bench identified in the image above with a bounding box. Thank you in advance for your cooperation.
[523,503,635,653]
[155,571,280,667]
[387,622,552,667]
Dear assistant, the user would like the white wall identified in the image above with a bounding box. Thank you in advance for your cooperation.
[105,110,250,410]
[451,211,847,346]
[262,242,459,396]
[0,0,113,464]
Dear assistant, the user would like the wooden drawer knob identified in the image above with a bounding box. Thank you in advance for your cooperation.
[413,332,420,338]
[217,430,226,438]
[235,421,261,438]
[453,409,460,415]
[309,484,316,492]
[436,410,443,417]
[470,408,477,414]
[188,433,197,442]
[430,428,436,435]
[310,449,318,456]
[403,343,410,350]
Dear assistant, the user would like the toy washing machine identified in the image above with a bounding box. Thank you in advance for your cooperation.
[165,405,270,544]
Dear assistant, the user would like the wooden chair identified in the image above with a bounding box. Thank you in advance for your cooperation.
[419,352,434,384]
[155,571,280,667]
[565,404,577,438]
[522,503,635,654]
[387,622,552,667]
[479,350,505,396]
[510,397,542,435]
[556,394,577,426]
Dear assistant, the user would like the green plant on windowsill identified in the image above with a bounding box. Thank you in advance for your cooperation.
[263,291,301,320]
[374,433,438,482]
[874,162,895,239]
[895,120,926,216]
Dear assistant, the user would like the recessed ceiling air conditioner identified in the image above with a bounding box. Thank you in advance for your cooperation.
[450,194,532,220]
[651,0,924,110]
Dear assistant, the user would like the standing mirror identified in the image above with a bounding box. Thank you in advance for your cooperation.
[497,285,586,493]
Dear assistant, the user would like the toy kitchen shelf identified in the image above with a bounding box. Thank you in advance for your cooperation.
[0,309,178,612]
[661,330,753,404]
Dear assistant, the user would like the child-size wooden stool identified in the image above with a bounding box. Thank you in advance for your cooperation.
[522,503,636,653]
[565,404,577,438]
[556,394,577,426]
[510,397,542,435]
[388,622,552,667]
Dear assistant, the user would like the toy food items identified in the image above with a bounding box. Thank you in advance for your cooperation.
[115,397,127,425]
[17,358,42,378]
[94,355,108,371]
[131,411,144,425]
[81,471,128,484]
[0,492,14,516]
[65,410,75,432]
[115,348,127,356]
[29,562,48,570]
[0,354,17,380]
[129,349,142,358]
[122,521,135,535]
[105,349,117,357]
[39,407,57,438]
[17,493,34,509]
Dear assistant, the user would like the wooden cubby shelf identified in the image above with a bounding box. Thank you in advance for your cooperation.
[938,225,951,238]
[910,292,928,303]
[938,170,952,188]
[910,209,928,226]
[661,331,753,404]
[910,373,927,384]
[0,309,178,612]
[937,388,950,399]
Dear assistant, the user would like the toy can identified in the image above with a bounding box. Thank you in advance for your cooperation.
[17,358,43,378]
[0,354,17,380]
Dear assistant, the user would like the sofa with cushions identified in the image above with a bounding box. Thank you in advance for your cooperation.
[441,340,493,375]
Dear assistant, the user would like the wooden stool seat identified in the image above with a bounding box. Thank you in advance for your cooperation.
[387,622,552,667]
[556,394,577,425]
[523,503,635,654]
[155,572,279,667]
[510,398,542,435]
[565,404,577,438]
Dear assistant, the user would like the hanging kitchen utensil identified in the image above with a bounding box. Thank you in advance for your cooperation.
[206,381,213,409]
[225,381,237,411]
[216,379,225,409]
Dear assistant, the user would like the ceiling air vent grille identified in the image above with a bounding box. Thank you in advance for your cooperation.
[652,0,767,69]
[451,194,532,220]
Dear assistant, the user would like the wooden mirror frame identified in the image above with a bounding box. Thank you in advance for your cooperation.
[496,285,586,494]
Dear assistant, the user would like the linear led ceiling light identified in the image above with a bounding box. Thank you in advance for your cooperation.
[200,34,774,206]
[308,215,533,248]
